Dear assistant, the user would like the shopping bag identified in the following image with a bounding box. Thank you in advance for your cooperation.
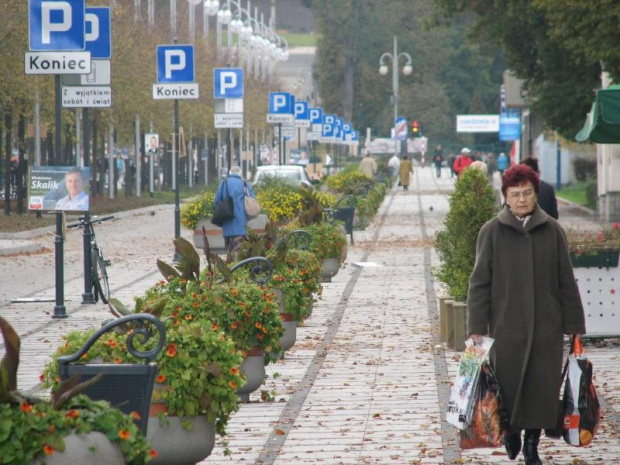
[244,185,261,219]
[459,362,508,449]
[211,181,234,227]
[447,337,494,430]
[561,338,600,447]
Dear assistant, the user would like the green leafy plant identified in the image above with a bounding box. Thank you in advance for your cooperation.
[287,220,348,263]
[0,317,153,464]
[433,168,498,301]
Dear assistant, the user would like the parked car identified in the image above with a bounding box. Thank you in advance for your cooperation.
[252,165,315,190]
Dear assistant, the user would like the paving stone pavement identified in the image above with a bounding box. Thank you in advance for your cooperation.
[1,167,619,464]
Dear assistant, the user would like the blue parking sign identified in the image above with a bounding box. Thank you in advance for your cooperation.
[156,45,195,83]
[324,114,336,125]
[309,108,323,124]
[294,101,309,120]
[269,92,293,114]
[85,7,111,59]
[322,123,334,137]
[213,68,244,98]
[29,0,86,51]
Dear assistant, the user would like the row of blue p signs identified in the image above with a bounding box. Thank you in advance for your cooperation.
[269,92,358,141]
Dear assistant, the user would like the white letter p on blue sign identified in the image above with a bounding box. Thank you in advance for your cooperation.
[213,68,244,98]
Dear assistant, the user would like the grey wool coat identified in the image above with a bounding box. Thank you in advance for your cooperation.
[467,205,586,430]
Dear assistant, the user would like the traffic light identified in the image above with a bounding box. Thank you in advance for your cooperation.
[411,120,421,137]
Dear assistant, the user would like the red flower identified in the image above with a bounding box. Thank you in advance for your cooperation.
[149,450,159,458]
[20,403,33,413]
[229,381,237,389]
[132,411,142,421]
[43,444,55,456]
[156,374,167,383]
[119,429,131,440]
[64,409,79,418]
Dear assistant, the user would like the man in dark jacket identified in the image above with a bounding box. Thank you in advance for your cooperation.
[520,158,558,219]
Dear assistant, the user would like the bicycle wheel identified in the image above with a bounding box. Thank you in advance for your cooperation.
[92,247,110,304]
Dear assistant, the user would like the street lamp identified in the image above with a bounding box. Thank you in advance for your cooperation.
[379,36,412,157]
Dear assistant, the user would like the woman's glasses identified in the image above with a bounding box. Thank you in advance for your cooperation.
[507,189,535,200]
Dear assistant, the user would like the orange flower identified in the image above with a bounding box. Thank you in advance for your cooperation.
[175,305,182,311]
[20,403,33,413]
[230,367,239,376]
[185,315,193,320]
[156,374,167,383]
[262,327,268,334]
[229,381,237,389]
[105,339,117,348]
[231,322,239,330]
[191,293,198,298]
[64,409,79,419]
[48,425,56,433]
[132,411,142,421]
[254,322,262,329]
[257,334,264,340]
[114,358,122,364]
[81,353,89,359]
[43,444,55,456]
[180,278,187,284]
[172,310,179,317]
[166,344,177,357]
[149,450,159,458]
[119,429,131,440]
[211,323,219,331]
[192,301,200,308]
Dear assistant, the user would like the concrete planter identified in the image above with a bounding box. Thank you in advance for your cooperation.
[29,432,125,465]
[320,257,340,282]
[147,411,215,465]
[236,347,265,402]
[192,214,269,252]
[280,313,297,352]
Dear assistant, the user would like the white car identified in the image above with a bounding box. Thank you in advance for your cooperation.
[252,165,315,190]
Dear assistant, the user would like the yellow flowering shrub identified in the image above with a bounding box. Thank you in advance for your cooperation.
[256,186,303,223]
[325,170,372,193]
[315,191,337,208]
[181,190,216,229]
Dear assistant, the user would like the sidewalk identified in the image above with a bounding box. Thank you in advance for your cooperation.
[1,167,619,464]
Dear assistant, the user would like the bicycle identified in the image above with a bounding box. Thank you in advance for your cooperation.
[67,214,114,304]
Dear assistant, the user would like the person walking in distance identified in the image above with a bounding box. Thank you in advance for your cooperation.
[520,157,558,219]
[433,145,444,178]
[359,150,377,180]
[214,165,257,253]
[486,153,496,184]
[388,153,400,178]
[398,155,413,190]
[453,148,473,178]
[468,164,585,465]
[497,152,509,177]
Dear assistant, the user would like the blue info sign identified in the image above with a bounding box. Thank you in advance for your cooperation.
[85,7,111,59]
[29,0,86,51]
[156,45,195,83]
[294,101,309,120]
[269,92,294,114]
[213,68,244,98]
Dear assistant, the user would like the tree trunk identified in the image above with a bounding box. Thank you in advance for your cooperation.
[4,111,13,215]
[17,113,26,214]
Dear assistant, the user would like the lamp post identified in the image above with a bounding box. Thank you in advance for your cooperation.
[379,36,412,157]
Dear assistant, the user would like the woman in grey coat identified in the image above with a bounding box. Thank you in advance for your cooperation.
[468,164,585,465]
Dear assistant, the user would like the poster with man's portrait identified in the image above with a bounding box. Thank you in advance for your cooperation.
[28,166,90,212]
[145,133,159,154]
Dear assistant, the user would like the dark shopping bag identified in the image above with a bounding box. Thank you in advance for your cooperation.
[459,362,508,449]
[211,180,234,227]
[546,337,600,446]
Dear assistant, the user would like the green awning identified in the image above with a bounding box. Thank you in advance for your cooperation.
[576,85,620,143]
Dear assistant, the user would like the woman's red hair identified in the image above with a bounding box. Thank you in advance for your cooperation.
[501,164,540,197]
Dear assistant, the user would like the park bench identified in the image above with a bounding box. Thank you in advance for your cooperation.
[327,195,356,244]
[57,313,166,435]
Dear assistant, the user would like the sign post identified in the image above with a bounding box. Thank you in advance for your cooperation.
[153,43,198,259]
[267,92,294,165]
[214,68,244,173]
[27,0,91,318]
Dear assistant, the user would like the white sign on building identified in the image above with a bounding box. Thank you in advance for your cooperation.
[456,115,500,133]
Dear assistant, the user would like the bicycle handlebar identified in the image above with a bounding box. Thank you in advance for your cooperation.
[67,215,115,229]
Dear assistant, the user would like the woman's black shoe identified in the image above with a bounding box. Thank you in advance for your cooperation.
[504,432,522,460]
[523,429,542,465]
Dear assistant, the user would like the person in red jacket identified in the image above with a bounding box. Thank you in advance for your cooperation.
[454,147,473,178]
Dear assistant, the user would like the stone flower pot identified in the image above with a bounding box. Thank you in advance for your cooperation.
[147,406,216,465]
[320,257,340,282]
[236,347,265,402]
[280,313,297,352]
[29,432,125,465]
